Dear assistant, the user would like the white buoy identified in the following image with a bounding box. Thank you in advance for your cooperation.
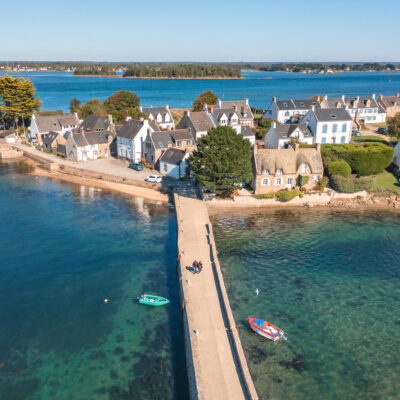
[104,298,109,303]
[255,288,259,296]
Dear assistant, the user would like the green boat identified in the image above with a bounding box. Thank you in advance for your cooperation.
[138,294,170,306]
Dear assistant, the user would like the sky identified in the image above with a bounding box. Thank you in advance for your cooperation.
[2,0,400,62]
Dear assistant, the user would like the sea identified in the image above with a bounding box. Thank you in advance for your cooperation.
[212,208,400,400]
[1,70,400,112]
[0,161,188,400]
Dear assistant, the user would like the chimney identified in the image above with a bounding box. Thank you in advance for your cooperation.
[379,94,383,101]
[185,110,190,117]
[341,94,345,103]
[273,96,277,103]
[210,106,214,113]
[233,105,238,112]
[311,105,315,112]
[244,98,249,105]
[139,106,143,112]
[217,100,222,108]
[356,96,360,102]
[272,122,277,128]
[165,105,169,110]
[372,93,376,100]
[323,94,328,102]
[396,93,400,99]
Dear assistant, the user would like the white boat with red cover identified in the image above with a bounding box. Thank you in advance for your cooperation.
[248,317,287,341]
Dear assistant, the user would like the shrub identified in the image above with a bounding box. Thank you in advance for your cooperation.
[299,144,316,148]
[330,175,375,193]
[327,160,351,178]
[253,192,275,199]
[297,175,310,188]
[321,143,393,176]
[317,176,329,192]
[275,189,302,202]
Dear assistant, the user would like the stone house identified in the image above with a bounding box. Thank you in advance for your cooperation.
[159,148,189,179]
[263,98,321,123]
[377,94,400,118]
[42,131,66,153]
[264,122,314,149]
[252,144,323,194]
[62,131,110,161]
[144,129,196,167]
[79,115,115,133]
[29,114,80,143]
[139,106,175,130]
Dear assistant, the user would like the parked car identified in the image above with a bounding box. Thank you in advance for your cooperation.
[128,162,143,171]
[145,175,162,183]
[352,129,361,137]
[377,127,388,134]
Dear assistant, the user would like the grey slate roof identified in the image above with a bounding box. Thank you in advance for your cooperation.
[218,99,253,119]
[159,148,186,165]
[80,115,109,131]
[275,99,320,111]
[322,96,380,110]
[117,120,145,140]
[210,108,238,124]
[312,108,352,122]
[273,123,313,139]
[42,131,60,145]
[177,112,215,136]
[152,131,172,149]
[141,106,172,124]
[170,129,193,142]
[255,147,323,175]
[241,125,255,137]
[70,131,109,147]
[34,114,79,133]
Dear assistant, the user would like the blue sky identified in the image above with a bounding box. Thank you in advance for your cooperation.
[3,0,400,62]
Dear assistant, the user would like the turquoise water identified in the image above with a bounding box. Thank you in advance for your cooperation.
[1,70,399,111]
[212,209,400,400]
[0,161,188,399]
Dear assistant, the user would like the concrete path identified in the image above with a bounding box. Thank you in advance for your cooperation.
[175,194,257,400]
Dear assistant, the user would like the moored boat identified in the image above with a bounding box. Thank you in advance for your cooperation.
[138,294,170,306]
[248,317,287,341]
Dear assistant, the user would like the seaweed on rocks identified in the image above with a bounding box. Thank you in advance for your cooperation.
[113,347,124,355]
[280,354,306,372]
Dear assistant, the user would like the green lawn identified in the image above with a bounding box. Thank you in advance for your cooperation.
[373,170,400,192]
[352,135,386,143]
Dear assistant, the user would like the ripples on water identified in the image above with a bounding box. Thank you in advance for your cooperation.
[0,162,188,400]
[212,209,400,400]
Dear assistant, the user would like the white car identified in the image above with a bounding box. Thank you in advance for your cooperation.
[145,175,162,183]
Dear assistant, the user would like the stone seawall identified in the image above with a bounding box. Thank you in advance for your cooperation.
[174,193,258,400]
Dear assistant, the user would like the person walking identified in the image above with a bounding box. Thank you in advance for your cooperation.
[192,260,198,274]
[198,261,203,274]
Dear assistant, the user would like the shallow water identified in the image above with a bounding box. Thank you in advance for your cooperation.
[212,209,400,400]
[0,161,188,399]
[1,70,399,111]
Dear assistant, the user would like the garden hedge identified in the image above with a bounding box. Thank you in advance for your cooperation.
[275,189,302,202]
[327,160,351,178]
[329,175,375,193]
[321,143,393,176]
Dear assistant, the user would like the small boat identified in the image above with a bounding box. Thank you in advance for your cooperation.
[248,317,287,341]
[138,294,170,306]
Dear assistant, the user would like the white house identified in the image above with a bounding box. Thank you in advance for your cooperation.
[263,98,321,123]
[216,98,254,127]
[321,94,386,124]
[302,106,353,144]
[264,122,314,149]
[393,142,400,171]
[117,119,155,163]
[29,114,80,142]
[159,148,189,179]
[140,106,175,130]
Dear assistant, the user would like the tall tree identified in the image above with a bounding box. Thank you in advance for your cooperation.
[0,75,41,135]
[189,126,253,195]
[78,99,107,119]
[104,90,142,123]
[388,112,400,138]
[70,98,81,113]
[192,90,218,111]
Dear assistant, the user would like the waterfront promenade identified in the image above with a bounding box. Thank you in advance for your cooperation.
[174,193,258,400]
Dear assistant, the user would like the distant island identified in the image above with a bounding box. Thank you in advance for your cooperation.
[1,61,399,77]
[123,64,242,79]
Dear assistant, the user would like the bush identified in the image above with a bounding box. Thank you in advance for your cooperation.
[330,175,375,193]
[327,160,351,178]
[253,192,275,199]
[317,176,329,192]
[297,175,310,188]
[321,143,394,176]
[275,189,302,202]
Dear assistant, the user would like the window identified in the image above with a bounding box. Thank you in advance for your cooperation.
[373,116,376,120]
[313,175,319,182]
[282,133,287,137]
[332,124,337,133]
[285,111,289,117]
[276,168,283,175]
[341,136,346,144]
[322,138,326,144]
[177,141,182,147]
[261,178,269,186]
[301,163,307,173]
[332,137,336,144]
[368,116,371,121]
[263,169,269,175]
[322,124,328,133]
[287,177,293,185]
[369,108,372,113]
[275,178,282,185]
